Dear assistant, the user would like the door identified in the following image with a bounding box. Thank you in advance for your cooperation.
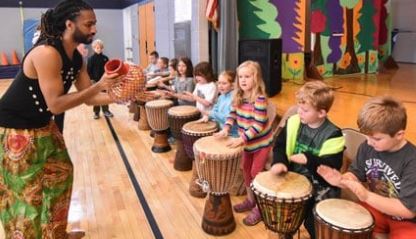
[138,2,155,68]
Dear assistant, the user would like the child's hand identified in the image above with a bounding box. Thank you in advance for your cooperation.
[196,115,209,123]
[317,165,342,187]
[183,91,195,100]
[213,129,228,138]
[270,163,288,175]
[289,154,307,164]
[157,81,165,88]
[227,137,244,148]
[342,180,369,202]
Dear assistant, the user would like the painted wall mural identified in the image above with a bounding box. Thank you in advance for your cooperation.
[238,0,306,82]
[237,0,394,81]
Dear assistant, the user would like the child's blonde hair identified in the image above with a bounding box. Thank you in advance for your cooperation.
[296,81,334,112]
[358,96,407,137]
[233,60,266,105]
[219,70,236,84]
[92,39,104,48]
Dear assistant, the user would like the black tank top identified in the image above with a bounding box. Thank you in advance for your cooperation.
[0,39,82,129]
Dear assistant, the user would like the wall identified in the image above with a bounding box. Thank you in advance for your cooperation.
[0,7,124,61]
[191,0,209,64]
[123,4,139,63]
[391,0,416,63]
[154,0,175,59]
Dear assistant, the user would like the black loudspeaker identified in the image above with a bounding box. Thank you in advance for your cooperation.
[238,39,282,97]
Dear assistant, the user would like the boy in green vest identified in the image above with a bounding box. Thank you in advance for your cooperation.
[270,81,345,239]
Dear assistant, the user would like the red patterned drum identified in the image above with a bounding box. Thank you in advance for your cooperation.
[107,61,145,104]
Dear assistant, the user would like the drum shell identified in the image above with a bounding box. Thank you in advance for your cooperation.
[193,137,242,193]
[313,202,374,239]
[251,183,312,234]
[145,100,173,131]
[182,122,218,159]
[168,107,200,139]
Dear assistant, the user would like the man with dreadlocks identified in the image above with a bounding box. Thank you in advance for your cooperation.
[0,0,119,238]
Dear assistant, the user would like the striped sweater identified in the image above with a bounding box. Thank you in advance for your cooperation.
[225,95,273,152]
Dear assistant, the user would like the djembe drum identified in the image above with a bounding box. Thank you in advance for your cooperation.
[193,136,243,235]
[181,120,218,198]
[136,91,160,130]
[145,99,174,153]
[105,59,145,104]
[251,171,312,239]
[314,199,374,239]
[167,106,200,171]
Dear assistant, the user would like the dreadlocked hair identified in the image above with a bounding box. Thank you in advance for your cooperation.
[36,0,93,45]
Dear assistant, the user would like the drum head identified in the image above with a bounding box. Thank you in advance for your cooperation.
[182,121,218,135]
[145,99,173,108]
[252,171,312,199]
[315,199,373,230]
[168,105,199,117]
[193,135,242,156]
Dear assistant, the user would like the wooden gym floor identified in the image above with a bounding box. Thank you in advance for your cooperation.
[0,63,415,239]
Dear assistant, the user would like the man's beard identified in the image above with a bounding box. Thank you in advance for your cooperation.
[73,28,93,45]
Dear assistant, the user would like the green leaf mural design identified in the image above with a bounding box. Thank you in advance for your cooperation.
[254,1,281,38]
[238,0,281,39]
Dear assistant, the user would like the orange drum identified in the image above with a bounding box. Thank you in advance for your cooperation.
[107,62,145,103]
[314,199,374,239]
[251,171,312,238]
[193,136,243,236]
[145,99,173,153]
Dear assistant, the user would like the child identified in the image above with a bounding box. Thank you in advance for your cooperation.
[270,80,345,238]
[318,96,416,239]
[147,57,170,80]
[87,39,113,119]
[199,70,238,137]
[156,58,178,87]
[159,57,195,105]
[214,60,273,226]
[183,61,217,112]
[144,50,159,74]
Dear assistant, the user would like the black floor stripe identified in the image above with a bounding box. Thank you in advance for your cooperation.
[105,116,164,239]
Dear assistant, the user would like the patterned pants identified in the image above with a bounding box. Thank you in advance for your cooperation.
[0,122,73,239]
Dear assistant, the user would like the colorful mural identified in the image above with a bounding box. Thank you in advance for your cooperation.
[238,0,306,82]
[237,0,394,81]
[310,0,388,76]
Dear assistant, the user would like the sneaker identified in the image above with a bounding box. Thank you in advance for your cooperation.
[93,114,100,119]
[243,207,262,226]
[104,111,114,117]
[233,199,256,213]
